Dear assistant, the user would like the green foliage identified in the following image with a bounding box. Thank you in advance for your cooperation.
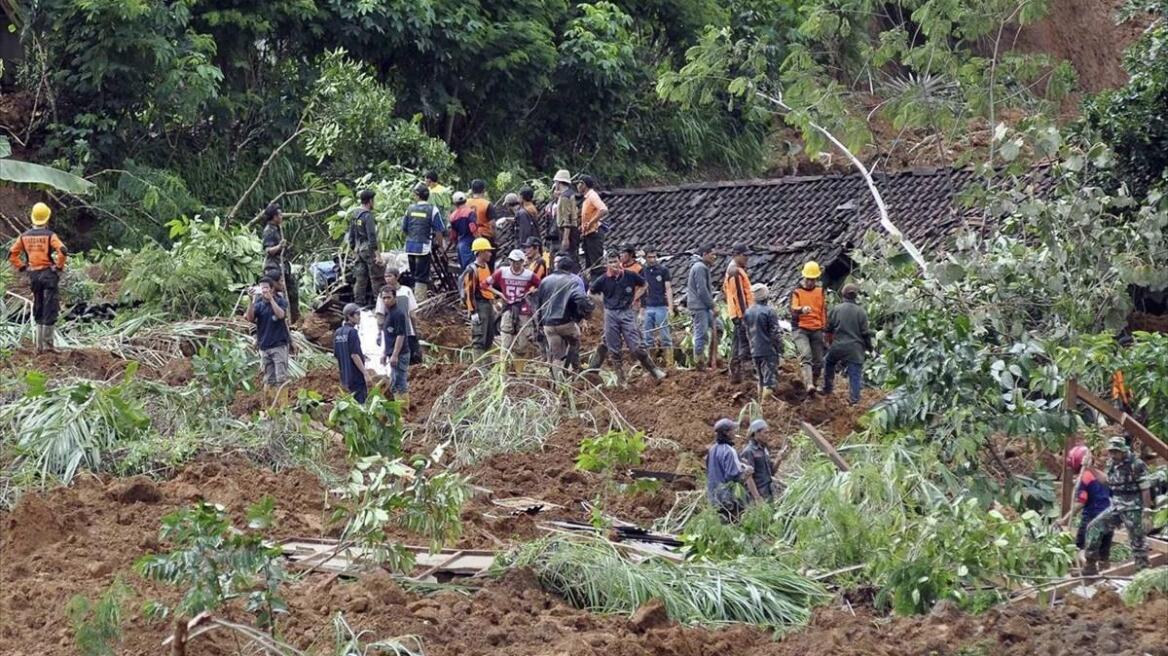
[68,581,130,656]
[330,454,471,572]
[576,429,646,473]
[510,534,828,628]
[328,390,403,459]
[192,330,258,403]
[0,137,96,194]
[680,503,777,560]
[136,499,287,632]
[0,370,150,486]
[1122,566,1168,606]
[122,216,261,316]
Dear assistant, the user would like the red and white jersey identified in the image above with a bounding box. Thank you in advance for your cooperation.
[489,267,541,314]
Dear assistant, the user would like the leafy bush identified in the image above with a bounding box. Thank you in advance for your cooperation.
[192,330,259,403]
[68,581,129,656]
[576,429,646,473]
[331,454,471,572]
[328,390,403,459]
[136,498,287,633]
[1122,567,1168,606]
[123,216,261,317]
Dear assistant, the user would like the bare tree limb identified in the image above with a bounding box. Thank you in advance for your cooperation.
[755,90,929,272]
[226,125,308,225]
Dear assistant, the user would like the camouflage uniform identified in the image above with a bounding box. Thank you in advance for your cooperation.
[1085,439,1150,572]
[348,207,383,306]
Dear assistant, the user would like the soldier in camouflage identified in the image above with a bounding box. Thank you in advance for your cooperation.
[1083,435,1152,574]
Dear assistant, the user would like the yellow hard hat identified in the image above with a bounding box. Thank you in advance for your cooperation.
[31,202,51,226]
[471,237,494,252]
[801,261,822,279]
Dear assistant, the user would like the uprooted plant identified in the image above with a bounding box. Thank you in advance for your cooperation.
[330,453,471,572]
[329,390,403,459]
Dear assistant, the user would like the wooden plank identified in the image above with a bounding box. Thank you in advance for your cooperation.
[799,421,850,472]
[279,539,497,577]
[1071,380,1168,463]
[1013,550,1168,601]
[1148,537,1168,554]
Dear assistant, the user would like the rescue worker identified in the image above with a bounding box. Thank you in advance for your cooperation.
[823,283,871,405]
[509,190,539,251]
[536,257,593,380]
[402,183,446,301]
[425,170,452,215]
[790,261,827,393]
[462,237,498,359]
[1084,436,1152,574]
[552,169,579,259]
[379,288,411,408]
[334,303,371,403]
[686,245,717,369]
[260,203,299,324]
[589,243,643,369]
[744,284,782,398]
[740,419,780,502]
[588,253,666,386]
[1058,445,1113,565]
[9,202,67,352]
[525,237,550,279]
[579,175,608,280]
[448,191,478,270]
[348,189,383,307]
[723,243,754,384]
[244,276,291,407]
[467,179,498,268]
[706,418,748,520]
[488,249,542,371]
[375,268,419,363]
[641,246,675,368]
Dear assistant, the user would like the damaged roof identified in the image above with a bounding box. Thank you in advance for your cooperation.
[600,167,1001,296]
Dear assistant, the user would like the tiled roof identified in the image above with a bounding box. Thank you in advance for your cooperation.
[599,167,1007,298]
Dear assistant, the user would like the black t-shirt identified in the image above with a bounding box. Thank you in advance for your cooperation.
[589,270,645,311]
[381,305,409,353]
[251,296,290,350]
[261,223,287,273]
[333,324,365,391]
[642,264,670,308]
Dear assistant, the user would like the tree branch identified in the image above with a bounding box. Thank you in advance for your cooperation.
[225,125,308,225]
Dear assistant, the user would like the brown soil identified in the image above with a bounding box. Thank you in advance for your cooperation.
[1,347,193,385]
[3,462,1166,655]
[1129,311,1168,334]
[230,366,345,417]
[299,311,337,350]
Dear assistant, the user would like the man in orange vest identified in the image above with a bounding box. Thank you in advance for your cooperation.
[462,237,498,360]
[723,243,754,384]
[790,261,828,393]
[467,179,498,269]
[9,202,68,352]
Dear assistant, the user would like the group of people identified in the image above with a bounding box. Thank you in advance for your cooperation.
[1059,436,1154,574]
[706,417,785,517]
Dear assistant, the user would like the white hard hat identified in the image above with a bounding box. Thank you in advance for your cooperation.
[508,249,526,262]
[452,191,467,204]
[553,169,572,184]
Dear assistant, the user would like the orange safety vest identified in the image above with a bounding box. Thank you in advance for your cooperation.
[463,261,496,310]
[791,286,827,331]
[467,197,495,238]
[623,261,643,275]
[723,266,753,319]
[9,228,67,271]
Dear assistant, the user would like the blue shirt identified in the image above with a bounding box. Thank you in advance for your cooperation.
[251,296,290,350]
[706,442,743,502]
[333,324,366,392]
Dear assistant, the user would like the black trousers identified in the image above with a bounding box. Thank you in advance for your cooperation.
[408,253,432,284]
[582,232,604,279]
[30,268,60,325]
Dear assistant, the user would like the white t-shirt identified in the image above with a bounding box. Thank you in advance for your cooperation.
[375,286,418,336]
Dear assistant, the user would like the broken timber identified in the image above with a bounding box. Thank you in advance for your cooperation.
[279,538,496,580]
[1012,537,1168,602]
[799,421,850,471]
[1061,379,1168,514]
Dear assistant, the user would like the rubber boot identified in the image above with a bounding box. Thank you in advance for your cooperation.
[43,325,56,353]
[801,364,814,392]
[761,387,774,401]
[664,348,675,368]
[397,393,410,412]
[32,324,43,352]
[729,359,742,385]
[693,353,707,370]
[637,351,666,382]
[1082,559,1099,576]
[415,283,429,302]
[513,359,526,375]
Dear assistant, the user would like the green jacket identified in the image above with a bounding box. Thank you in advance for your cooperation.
[826,299,871,364]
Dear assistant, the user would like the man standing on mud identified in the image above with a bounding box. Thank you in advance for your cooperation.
[261,202,299,324]
[334,303,372,403]
[462,238,498,360]
[723,243,754,384]
[348,189,383,307]
[9,202,67,353]
[588,253,665,386]
[823,283,871,405]
[552,169,579,259]
[402,183,446,301]
[790,261,828,394]
[686,245,717,370]
[245,276,291,407]
[744,284,782,399]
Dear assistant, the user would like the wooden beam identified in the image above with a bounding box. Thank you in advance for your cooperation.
[799,421,849,472]
[1061,381,1079,517]
[1069,380,1168,463]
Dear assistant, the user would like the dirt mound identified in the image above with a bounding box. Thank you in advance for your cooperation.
[1,347,192,385]
[230,366,344,416]
[1130,311,1168,334]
